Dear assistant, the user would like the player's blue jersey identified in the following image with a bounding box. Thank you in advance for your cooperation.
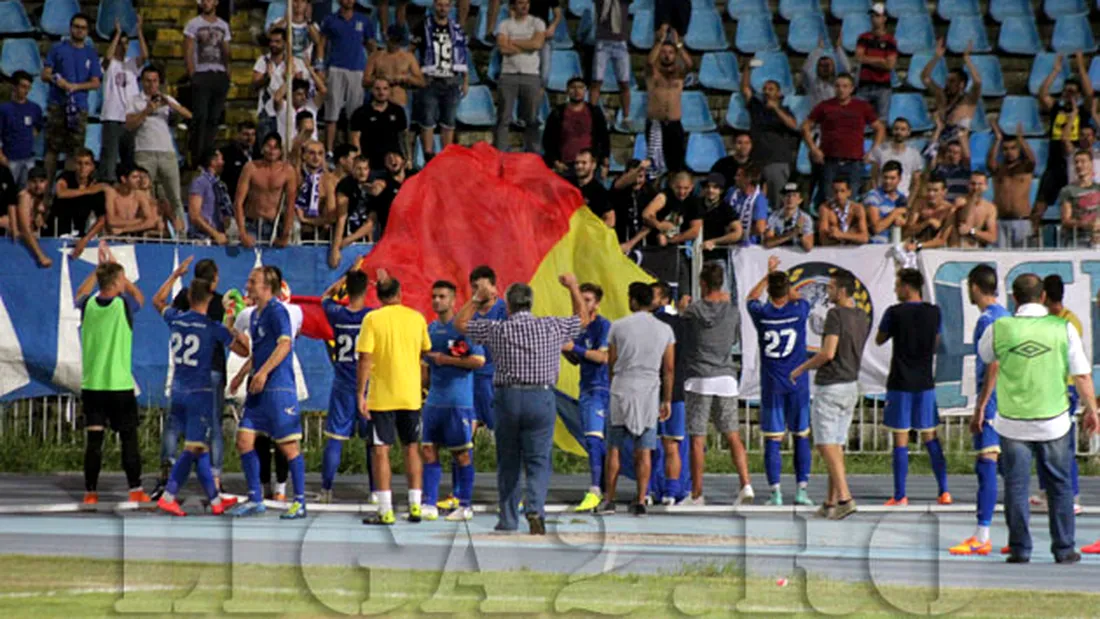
[163,308,234,393]
[323,298,371,392]
[426,319,485,408]
[974,303,1010,418]
[472,298,507,377]
[250,300,296,391]
[575,315,611,392]
[748,298,811,395]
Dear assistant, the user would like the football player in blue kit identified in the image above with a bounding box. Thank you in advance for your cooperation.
[566,283,611,513]
[420,281,486,522]
[950,264,1009,556]
[230,266,309,519]
[746,256,814,507]
[319,268,373,503]
[152,257,249,516]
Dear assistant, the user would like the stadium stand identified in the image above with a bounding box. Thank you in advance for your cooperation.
[1029,52,1072,96]
[0,40,44,77]
[907,51,945,90]
[830,0,871,19]
[724,94,750,130]
[748,51,794,94]
[998,96,1046,137]
[735,14,780,53]
[787,14,830,55]
[997,15,1043,54]
[684,9,730,52]
[968,54,1006,97]
[685,131,725,172]
[895,12,936,55]
[936,0,981,19]
[40,0,83,38]
[778,0,822,21]
[699,51,739,91]
[1051,13,1097,54]
[945,15,992,53]
[95,0,137,40]
[0,0,34,35]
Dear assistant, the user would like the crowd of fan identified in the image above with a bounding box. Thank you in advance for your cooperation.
[2,0,1100,271]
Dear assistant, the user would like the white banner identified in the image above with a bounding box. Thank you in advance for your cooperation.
[919,249,1100,415]
[733,246,899,400]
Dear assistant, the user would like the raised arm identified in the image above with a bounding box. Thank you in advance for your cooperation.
[153,255,194,314]
[987,122,1003,173]
[962,44,981,101]
[1076,51,1094,103]
[17,193,51,268]
[745,255,780,302]
[921,40,947,106]
[739,56,753,102]
[1038,54,1064,111]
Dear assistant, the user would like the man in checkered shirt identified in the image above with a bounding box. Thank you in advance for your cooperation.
[457,272,588,534]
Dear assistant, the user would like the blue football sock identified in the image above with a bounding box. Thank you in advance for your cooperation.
[1072,456,1080,497]
[241,450,263,503]
[458,463,475,507]
[165,450,194,497]
[794,436,811,485]
[321,439,343,491]
[451,459,460,498]
[585,436,605,491]
[925,438,948,495]
[665,478,682,502]
[289,454,306,503]
[423,461,442,506]
[976,458,997,527]
[365,443,376,493]
[892,446,908,500]
[195,452,218,501]
[764,439,782,488]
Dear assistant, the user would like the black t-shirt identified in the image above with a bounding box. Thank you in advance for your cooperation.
[701,197,734,241]
[172,288,228,374]
[52,171,106,236]
[369,171,412,239]
[349,102,408,170]
[654,309,686,402]
[612,184,656,244]
[0,165,16,209]
[529,0,560,22]
[575,177,610,217]
[879,302,942,391]
[220,143,252,203]
[710,156,750,192]
[336,175,374,238]
[747,98,797,166]
[649,189,702,244]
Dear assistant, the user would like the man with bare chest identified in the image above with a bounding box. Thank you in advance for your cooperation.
[949,171,998,248]
[364,26,425,108]
[106,164,160,236]
[234,133,297,248]
[818,179,869,246]
[645,26,692,177]
[16,167,51,268]
[988,123,1038,248]
[904,176,955,250]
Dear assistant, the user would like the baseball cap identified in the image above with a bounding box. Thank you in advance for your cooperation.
[782,182,800,194]
[704,172,725,187]
[870,2,886,14]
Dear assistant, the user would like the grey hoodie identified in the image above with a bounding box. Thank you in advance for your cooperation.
[682,299,740,379]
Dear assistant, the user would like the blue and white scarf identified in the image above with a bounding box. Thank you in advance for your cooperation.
[295,167,322,218]
[422,18,469,75]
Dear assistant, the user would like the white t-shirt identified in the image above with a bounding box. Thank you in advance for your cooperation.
[235,301,304,338]
[277,102,319,144]
[253,54,309,118]
[684,376,739,397]
[126,91,179,153]
[496,16,547,76]
[870,143,925,198]
[230,301,307,400]
[183,16,232,74]
[101,58,140,123]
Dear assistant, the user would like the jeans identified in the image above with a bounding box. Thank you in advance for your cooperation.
[820,158,865,205]
[190,71,231,166]
[761,162,790,211]
[8,158,35,187]
[857,84,891,119]
[493,386,556,530]
[99,120,134,183]
[1000,428,1076,561]
[415,75,463,130]
[495,73,542,154]
[997,219,1032,249]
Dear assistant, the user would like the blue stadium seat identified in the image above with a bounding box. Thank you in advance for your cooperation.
[685,10,729,51]
[629,0,654,13]
[455,86,497,127]
[1029,52,1071,96]
[989,0,1030,21]
[886,0,924,16]
[0,40,43,77]
[831,0,871,19]
[691,0,717,9]
[512,92,551,127]
[550,13,573,49]
[750,51,794,94]
[468,60,481,85]
[41,0,81,38]
[841,14,871,52]
[969,131,994,172]
[0,0,33,35]
[1091,56,1100,92]
[547,50,583,92]
[779,0,823,20]
[997,16,1042,55]
[28,78,48,109]
[998,96,1045,137]
[946,16,992,53]
[907,52,945,90]
[735,14,780,53]
[937,0,980,19]
[971,99,991,133]
[126,39,144,62]
[724,94,750,130]
[414,135,443,169]
[728,0,769,19]
[699,52,740,91]
[476,4,510,47]
[681,91,717,133]
[1044,0,1088,19]
[265,3,285,31]
[486,48,501,82]
[788,14,829,55]
[84,123,102,160]
[615,90,648,132]
[576,8,596,46]
[569,0,594,17]
[895,13,935,55]
[1052,14,1098,54]
[887,93,933,132]
[685,132,726,173]
[96,0,138,40]
[1029,138,1050,176]
[632,132,647,161]
[630,9,655,50]
[967,55,1006,97]
[34,131,44,159]
[797,142,811,175]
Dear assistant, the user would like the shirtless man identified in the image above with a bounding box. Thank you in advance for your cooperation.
[106,164,161,237]
[294,140,339,241]
[949,171,998,248]
[988,121,1039,248]
[16,167,51,268]
[364,25,425,109]
[922,39,981,152]
[818,179,869,246]
[645,25,692,176]
[234,133,297,248]
[904,176,955,250]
